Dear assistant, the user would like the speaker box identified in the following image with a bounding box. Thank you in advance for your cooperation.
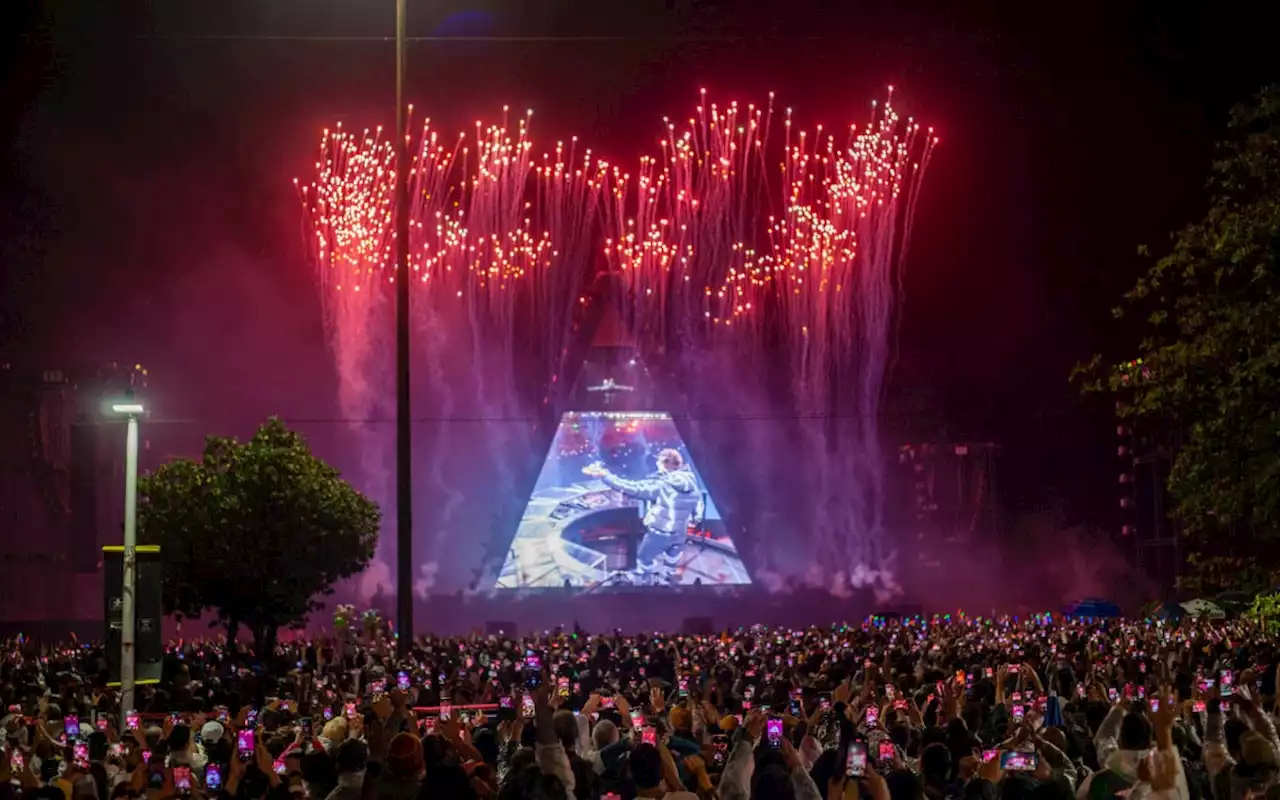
[104,546,163,686]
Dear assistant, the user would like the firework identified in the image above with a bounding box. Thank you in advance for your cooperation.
[299,89,934,598]
[297,109,607,589]
[601,88,935,596]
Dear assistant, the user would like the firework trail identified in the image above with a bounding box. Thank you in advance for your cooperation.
[299,109,605,593]
[603,88,935,597]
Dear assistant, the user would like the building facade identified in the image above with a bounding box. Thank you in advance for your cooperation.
[0,362,146,637]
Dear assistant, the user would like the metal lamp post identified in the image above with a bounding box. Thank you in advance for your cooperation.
[108,399,144,725]
[394,0,414,655]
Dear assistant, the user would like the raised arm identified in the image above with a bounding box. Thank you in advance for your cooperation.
[598,471,665,502]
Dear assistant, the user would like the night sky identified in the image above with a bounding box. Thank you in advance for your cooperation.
[2,1,1275,534]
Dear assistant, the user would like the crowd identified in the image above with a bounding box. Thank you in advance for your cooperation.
[1,615,1276,800]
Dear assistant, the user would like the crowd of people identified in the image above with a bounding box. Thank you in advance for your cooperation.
[1,615,1276,800]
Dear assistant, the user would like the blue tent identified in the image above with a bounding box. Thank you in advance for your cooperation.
[1063,598,1122,618]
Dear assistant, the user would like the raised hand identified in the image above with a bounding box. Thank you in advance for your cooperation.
[649,685,666,713]
[977,750,1003,784]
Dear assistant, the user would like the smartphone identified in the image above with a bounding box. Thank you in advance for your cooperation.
[878,741,895,761]
[499,695,513,709]
[845,742,868,777]
[273,758,287,776]
[630,709,644,728]
[678,676,689,697]
[126,711,140,731]
[522,695,536,718]
[174,766,193,794]
[440,703,452,721]
[1012,704,1024,720]
[1193,700,1207,713]
[9,750,24,772]
[237,729,256,760]
[982,749,998,762]
[72,743,89,768]
[1009,664,1020,674]
[1221,670,1234,697]
[109,743,123,758]
[712,735,729,767]
[766,718,783,748]
[602,695,615,709]
[205,764,223,791]
[397,671,411,691]
[96,717,109,732]
[323,706,333,720]
[345,702,357,719]
[524,655,543,689]
[642,726,657,746]
[1107,687,1119,703]
[557,676,570,698]
[1150,699,1160,713]
[64,715,80,739]
[245,708,259,727]
[1000,752,1038,772]
[865,706,879,727]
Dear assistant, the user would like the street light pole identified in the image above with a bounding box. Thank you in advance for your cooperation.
[394,0,414,654]
[110,401,144,726]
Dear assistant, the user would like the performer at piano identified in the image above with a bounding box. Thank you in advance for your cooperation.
[583,449,703,586]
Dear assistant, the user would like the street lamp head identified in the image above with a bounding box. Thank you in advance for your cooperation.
[109,402,145,415]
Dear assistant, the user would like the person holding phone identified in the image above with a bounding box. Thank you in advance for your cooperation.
[718,712,823,800]
[165,723,208,772]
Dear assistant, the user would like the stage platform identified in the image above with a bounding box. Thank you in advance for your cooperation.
[407,584,904,636]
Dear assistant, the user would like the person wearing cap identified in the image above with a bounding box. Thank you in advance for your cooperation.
[199,721,225,752]
[375,732,423,800]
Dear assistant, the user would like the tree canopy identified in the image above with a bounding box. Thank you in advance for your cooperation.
[1079,85,1280,595]
[138,417,380,651]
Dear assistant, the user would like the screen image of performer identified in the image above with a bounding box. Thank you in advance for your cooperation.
[582,448,704,585]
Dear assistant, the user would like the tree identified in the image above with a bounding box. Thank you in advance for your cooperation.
[1077,85,1280,595]
[138,417,380,655]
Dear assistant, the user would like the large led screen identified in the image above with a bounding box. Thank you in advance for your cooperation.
[495,411,751,589]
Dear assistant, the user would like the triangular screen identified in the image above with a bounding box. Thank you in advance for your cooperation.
[495,411,751,589]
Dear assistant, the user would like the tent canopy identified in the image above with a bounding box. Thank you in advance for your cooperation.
[1181,598,1227,619]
